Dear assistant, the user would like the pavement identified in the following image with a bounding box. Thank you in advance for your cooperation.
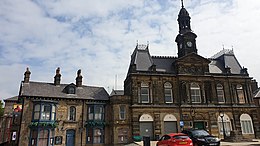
[125,139,260,146]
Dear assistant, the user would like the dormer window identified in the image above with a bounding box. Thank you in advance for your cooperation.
[64,83,77,94]
[68,87,75,94]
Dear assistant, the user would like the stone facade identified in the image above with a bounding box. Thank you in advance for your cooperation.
[109,2,260,145]
[17,68,110,146]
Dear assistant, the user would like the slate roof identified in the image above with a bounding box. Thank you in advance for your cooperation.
[110,90,124,96]
[4,96,18,102]
[152,56,176,73]
[209,49,242,74]
[128,45,246,76]
[20,81,109,101]
[254,88,260,99]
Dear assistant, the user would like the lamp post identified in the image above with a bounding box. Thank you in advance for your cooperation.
[219,112,226,139]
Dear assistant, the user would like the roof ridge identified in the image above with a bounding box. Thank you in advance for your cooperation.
[152,55,177,59]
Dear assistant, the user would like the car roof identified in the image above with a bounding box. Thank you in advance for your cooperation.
[167,133,188,137]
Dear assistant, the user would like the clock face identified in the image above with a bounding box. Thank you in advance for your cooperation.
[187,41,192,47]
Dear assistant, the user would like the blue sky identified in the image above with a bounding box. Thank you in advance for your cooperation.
[1,0,260,100]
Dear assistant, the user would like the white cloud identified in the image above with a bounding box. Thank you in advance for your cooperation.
[0,0,260,100]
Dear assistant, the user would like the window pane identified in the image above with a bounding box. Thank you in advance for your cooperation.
[69,106,76,121]
[34,104,40,112]
[94,129,102,143]
[119,106,125,120]
[38,129,49,146]
[191,83,201,103]
[141,88,149,103]
[88,107,94,120]
[165,89,173,103]
[217,84,225,103]
[34,112,40,120]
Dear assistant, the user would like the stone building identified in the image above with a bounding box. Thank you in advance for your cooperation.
[109,2,260,145]
[18,67,109,146]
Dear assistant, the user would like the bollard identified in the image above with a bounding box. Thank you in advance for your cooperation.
[143,136,150,146]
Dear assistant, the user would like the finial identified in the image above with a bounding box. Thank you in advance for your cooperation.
[232,45,234,51]
[222,44,225,50]
[136,40,139,45]
[181,0,184,8]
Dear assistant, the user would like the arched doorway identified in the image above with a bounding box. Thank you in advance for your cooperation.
[66,129,75,146]
[139,114,153,139]
[164,114,177,134]
[218,114,232,136]
[240,114,254,135]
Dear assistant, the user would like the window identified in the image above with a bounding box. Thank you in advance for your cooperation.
[140,83,149,103]
[33,103,56,121]
[164,82,173,103]
[217,84,225,103]
[88,105,104,121]
[68,87,75,94]
[69,106,76,121]
[30,129,54,146]
[190,83,201,103]
[119,105,126,120]
[240,114,254,134]
[236,85,245,103]
[86,128,104,144]
[118,128,128,143]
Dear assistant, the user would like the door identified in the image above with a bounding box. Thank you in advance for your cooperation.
[66,129,75,146]
[140,122,153,139]
[194,121,205,129]
[164,121,177,134]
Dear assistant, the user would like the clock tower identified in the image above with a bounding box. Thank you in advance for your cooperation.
[175,0,197,58]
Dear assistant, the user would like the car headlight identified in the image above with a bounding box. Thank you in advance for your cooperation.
[197,138,206,141]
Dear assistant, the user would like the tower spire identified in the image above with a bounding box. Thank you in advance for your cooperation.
[181,0,184,8]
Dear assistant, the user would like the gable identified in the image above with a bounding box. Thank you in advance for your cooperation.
[176,53,210,64]
[174,53,210,75]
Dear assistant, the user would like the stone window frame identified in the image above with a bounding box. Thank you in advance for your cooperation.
[32,101,56,122]
[139,82,150,103]
[119,105,126,120]
[86,127,104,144]
[190,82,201,103]
[87,105,104,121]
[164,82,173,103]
[216,83,225,103]
[68,106,76,121]
[236,84,245,104]
[29,128,54,146]
[240,114,254,134]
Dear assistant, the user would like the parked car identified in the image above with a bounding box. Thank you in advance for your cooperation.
[157,133,193,146]
[181,129,220,146]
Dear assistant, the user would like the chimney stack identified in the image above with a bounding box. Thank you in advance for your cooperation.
[54,67,61,85]
[24,67,31,83]
[76,69,83,87]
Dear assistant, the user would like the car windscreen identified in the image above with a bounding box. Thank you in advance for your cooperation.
[191,130,210,137]
[173,135,189,139]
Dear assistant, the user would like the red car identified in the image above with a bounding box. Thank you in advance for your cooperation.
[157,133,193,146]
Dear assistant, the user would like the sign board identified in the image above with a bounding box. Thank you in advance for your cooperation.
[180,121,184,127]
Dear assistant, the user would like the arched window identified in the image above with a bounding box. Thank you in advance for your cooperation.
[218,114,232,136]
[164,82,173,103]
[217,84,225,103]
[236,84,245,103]
[240,114,254,134]
[190,83,201,103]
[140,83,149,103]
[69,106,76,121]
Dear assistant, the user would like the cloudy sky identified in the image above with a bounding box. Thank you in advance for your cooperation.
[1,0,260,101]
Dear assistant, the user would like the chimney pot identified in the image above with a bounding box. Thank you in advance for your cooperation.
[76,69,83,87]
[24,67,31,83]
[54,67,61,85]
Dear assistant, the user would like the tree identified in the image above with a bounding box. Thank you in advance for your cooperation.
[0,100,4,116]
